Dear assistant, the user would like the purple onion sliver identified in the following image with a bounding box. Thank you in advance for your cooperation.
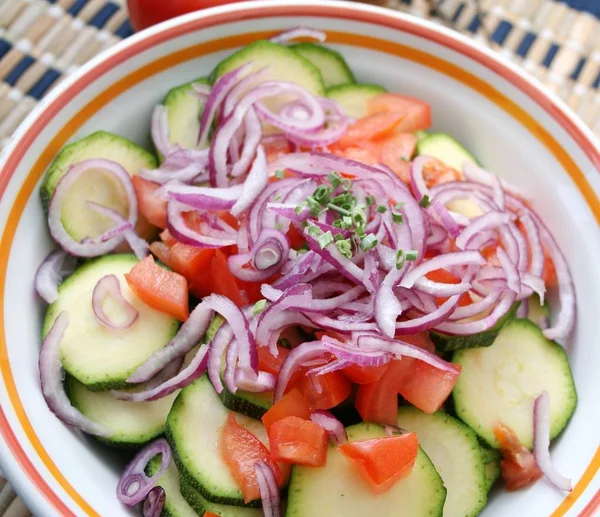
[143,487,165,517]
[92,274,139,330]
[310,410,347,445]
[35,250,77,304]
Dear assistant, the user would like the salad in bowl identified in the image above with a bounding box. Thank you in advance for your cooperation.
[34,26,577,517]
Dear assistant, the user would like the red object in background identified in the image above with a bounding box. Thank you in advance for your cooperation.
[127,0,250,31]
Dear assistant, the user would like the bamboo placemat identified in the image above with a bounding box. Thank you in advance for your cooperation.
[0,0,597,515]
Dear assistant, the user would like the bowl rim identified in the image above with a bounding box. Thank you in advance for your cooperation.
[0,1,598,516]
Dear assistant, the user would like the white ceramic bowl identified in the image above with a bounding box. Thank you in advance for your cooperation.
[0,1,599,516]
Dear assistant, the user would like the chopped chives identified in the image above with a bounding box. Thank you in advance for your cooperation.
[376,205,387,213]
[405,250,418,261]
[392,212,404,224]
[366,195,376,206]
[419,195,431,208]
[253,299,267,315]
[318,231,334,249]
[360,234,378,251]
[274,169,285,179]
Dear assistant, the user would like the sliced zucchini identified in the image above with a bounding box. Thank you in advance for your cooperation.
[166,375,270,507]
[397,407,487,517]
[452,318,577,449]
[429,302,520,352]
[163,77,209,155]
[40,131,157,242]
[291,43,354,88]
[527,294,550,329]
[213,40,325,99]
[415,130,429,142]
[147,456,198,517]
[66,376,178,448]
[416,133,478,171]
[480,445,501,491]
[325,83,386,119]
[180,479,262,517]
[286,422,446,517]
[219,389,272,420]
[43,254,179,391]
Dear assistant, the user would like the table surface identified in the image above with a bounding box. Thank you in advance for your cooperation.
[0,0,597,515]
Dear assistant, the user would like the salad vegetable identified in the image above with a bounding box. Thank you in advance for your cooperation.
[34,27,577,516]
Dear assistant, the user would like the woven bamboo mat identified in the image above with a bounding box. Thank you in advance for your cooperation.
[0,0,598,515]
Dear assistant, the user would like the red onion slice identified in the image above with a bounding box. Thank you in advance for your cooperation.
[208,324,235,394]
[143,487,166,517]
[167,201,237,248]
[112,356,183,402]
[270,26,326,44]
[231,144,268,216]
[35,250,77,304]
[310,410,347,445]
[151,106,175,158]
[254,461,282,517]
[231,107,262,179]
[117,438,171,506]
[462,162,527,199]
[273,251,316,290]
[39,311,111,437]
[234,370,276,393]
[429,201,461,239]
[455,212,512,250]
[165,183,243,210]
[92,275,139,330]
[274,341,326,401]
[321,336,390,367]
[395,295,461,334]
[533,391,572,491]
[228,228,289,282]
[48,159,138,257]
[496,247,521,295]
[410,155,434,202]
[127,300,214,383]
[491,174,505,211]
[448,290,502,321]
[519,213,544,277]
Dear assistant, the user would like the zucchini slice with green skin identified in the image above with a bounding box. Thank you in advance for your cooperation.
[291,43,354,88]
[527,294,551,329]
[66,376,178,448]
[147,456,198,517]
[480,445,501,491]
[212,40,325,98]
[429,302,520,352]
[39,131,157,242]
[325,83,386,119]
[219,389,272,420]
[452,318,577,449]
[397,407,487,517]
[286,422,446,517]
[163,77,209,156]
[180,479,262,517]
[166,375,270,507]
[416,133,479,170]
[43,254,179,391]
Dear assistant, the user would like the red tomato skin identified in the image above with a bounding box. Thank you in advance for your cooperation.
[125,255,189,321]
[220,413,283,503]
[269,416,328,467]
[494,424,542,491]
[299,370,352,410]
[338,433,419,494]
[367,93,431,133]
[261,389,312,433]
[337,111,407,149]
[132,176,168,229]
[127,0,247,31]
[343,363,390,384]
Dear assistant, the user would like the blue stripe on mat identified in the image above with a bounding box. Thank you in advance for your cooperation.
[4,56,34,86]
[558,0,600,17]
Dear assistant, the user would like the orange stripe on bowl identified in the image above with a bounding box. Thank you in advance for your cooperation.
[0,4,598,516]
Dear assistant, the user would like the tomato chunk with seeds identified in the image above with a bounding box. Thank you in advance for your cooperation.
[339,433,419,494]
[269,416,328,467]
[125,255,189,321]
[494,424,542,491]
[262,389,312,433]
[220,413,283,503]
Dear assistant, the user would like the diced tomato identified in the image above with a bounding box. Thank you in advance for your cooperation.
[257,346,290,376]
[132,176,168,229]
[400,332,436,354]
[204,513,220,517]
[209,250,246,307]
[262,388,312,432]
[396,360,461,414]
[299,370,352,410]
[494,424,542,491]
[343,363,390,384]
[339,433,419,494]
[269,416,328,467]
[421,158,462,188]
[264,137,292,163]
[354,359,413,425]
[125,255,189,321]
[332,146,380,166]
[337,111,407,149]
[159,229,178,247]
[287,224,306,250]
[367,93,431,133]
[374,132,417,183]
[149,241,173,268]
[220,413,283,503]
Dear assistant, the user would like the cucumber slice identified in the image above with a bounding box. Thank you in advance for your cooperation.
[166,375,270,507]
[213,40,325,99]
[429,302,520,352]
[291,43,354,88]
[40,131,157,242]
[286,422,446,517]
[163,77,209,155]
[180,479,262,517]
[219,389,272,420]
[326,83,386,119]
[147,456,198,517]
[397,407,487,517]
[527,294,551,329]
[452,318,577,449]
[415,130,429,142]
[480,445,501,491]
[66,376,178,448]
[43,254,179,391]
[416,133,478,170]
